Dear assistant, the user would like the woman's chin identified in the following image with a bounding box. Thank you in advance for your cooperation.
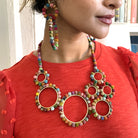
[90,30,109,39]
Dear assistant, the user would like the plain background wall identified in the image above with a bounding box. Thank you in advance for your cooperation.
[0,0,10,69]
[0,0,35,70]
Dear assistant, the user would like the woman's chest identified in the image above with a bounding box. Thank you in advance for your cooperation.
[13,62,138,138]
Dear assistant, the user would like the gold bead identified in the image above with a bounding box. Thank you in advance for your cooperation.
[44,14,47,18]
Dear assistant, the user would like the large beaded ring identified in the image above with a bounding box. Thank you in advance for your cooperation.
[34,69,50,86]
[84,83,100,99]
[91,96,113,120]
[59,91,92,127]
[35,83,61,112]
[90,70,106,84]
[100,82,115,98]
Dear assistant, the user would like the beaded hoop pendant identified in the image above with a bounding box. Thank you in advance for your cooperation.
[84,82,100,99]
[90,70,106,85]
[100,82,115,98]
[35,83,61,112]
[34,69,49,86]
[59,91,92,127]
[91,96,113,120]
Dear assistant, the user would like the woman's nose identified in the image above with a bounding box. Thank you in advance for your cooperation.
[103,0,122,9]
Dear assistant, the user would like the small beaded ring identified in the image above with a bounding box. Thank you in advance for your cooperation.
[59,91,92,127]
[84,83,100,99]
[34,69,50,86]
[91,96,113,120]
[35,83,61,112]
[100,82,115,98]
[90,70,106,85]
[42,0,59,20]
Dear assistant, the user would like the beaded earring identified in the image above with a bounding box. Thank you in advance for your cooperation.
[42,0,59,50]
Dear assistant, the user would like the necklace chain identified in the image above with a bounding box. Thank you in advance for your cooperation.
[34,35,115,127]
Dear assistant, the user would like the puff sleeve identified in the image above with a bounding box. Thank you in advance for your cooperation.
[0,71,16,138]
[129,54,138,87]
[118,47,138,96]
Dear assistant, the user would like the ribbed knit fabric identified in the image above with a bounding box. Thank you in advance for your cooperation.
[0,41,138,138]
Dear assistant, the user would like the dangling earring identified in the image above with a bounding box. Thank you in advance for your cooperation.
[42,0,59,50]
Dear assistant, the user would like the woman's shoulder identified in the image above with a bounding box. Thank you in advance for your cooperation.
[1,51,38,80]
[99,41,138,88]
[97,41,137,59]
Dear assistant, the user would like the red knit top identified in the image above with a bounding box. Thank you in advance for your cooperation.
[0,41,138,138]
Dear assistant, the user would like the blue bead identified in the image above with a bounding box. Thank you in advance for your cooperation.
[44,80,48,83]
[101,117,104,120]
[35,96,38,100]
[46,74,50,77]
[86,97,89,100]
[68,92,72,96]
[51,107,55,111]
[50,37,54,39]
[46,3,50,7]
[56,88,60,92]
[61,99,64,102]
[46,16,49,20]
[90,75,94,78]
[50,40,54,43]
[85,117,89,121]
[97,92,100,96]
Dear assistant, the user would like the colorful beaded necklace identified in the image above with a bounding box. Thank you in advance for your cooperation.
[34,35,115,127]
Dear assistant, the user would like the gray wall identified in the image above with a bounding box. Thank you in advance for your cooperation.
[0,0,10,70]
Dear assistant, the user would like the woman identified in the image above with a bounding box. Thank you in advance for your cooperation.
[0,0,138,137]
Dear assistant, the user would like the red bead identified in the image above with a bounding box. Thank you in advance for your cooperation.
[55,10,59,14]
[50,3,54,8]
[49,14,52,17]
[42,8,46,12]
[42,12,46,15]
[49,28,53,31]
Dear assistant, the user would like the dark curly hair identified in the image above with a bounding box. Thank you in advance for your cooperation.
[32,0,48,13]
[19,0,48,13]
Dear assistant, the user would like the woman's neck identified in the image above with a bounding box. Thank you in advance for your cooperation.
[40,17,92,63]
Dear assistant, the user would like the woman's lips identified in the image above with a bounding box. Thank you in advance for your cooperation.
[97,15,115,25]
